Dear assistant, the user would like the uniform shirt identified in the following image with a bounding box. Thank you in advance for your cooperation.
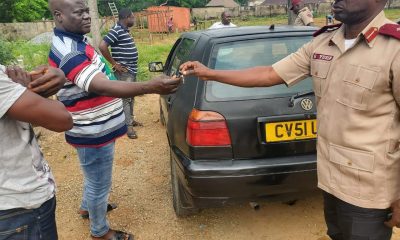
[49,28,127,147]
[103,23,138,75]
[209,22,237,29]
[294,7,314,26]
[273,12,400,209]
[0,65,55,210]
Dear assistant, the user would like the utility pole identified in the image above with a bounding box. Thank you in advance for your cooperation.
[88,0,101,49]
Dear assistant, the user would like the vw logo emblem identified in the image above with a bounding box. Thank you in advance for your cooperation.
[301,98,313,111]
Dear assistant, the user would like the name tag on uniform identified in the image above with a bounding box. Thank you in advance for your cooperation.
[313,53,334,61]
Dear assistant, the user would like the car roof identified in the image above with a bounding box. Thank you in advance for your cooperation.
[181,25,318,39]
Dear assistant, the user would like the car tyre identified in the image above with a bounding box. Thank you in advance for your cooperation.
[170,152,199,217]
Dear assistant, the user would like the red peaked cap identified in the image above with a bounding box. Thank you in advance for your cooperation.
[290,0,302,10]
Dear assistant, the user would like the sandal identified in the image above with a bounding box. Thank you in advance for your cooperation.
[79,203,117,219]
[92,229,134,240]
[127,126,138,139]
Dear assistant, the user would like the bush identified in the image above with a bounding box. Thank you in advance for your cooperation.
[0,39,15,65]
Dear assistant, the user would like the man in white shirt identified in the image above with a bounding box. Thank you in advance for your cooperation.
[209,11,237,29]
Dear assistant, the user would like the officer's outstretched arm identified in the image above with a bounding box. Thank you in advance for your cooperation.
[180,61,284,88]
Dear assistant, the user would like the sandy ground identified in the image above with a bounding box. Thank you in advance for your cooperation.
[38,94,400,240]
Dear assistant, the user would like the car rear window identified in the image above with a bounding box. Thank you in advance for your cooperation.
[206,36,313,101]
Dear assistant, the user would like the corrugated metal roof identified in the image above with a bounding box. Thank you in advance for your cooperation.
[206,0,240,8]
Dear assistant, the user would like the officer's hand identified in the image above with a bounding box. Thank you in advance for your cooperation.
[148,74,181,95]
[113,63,128,74]
[384,199,400,228]
[29,66,67,98]
[180,61,213,80]
[6,65,31,87]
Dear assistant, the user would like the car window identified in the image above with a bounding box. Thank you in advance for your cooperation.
[206,36,313,101]
[169,38,196,76]
[164,38,182,74]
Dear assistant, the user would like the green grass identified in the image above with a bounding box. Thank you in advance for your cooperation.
[136,42,173,81]
[5,40,173,81]
[8,41,50,71]
[384,8,400,21]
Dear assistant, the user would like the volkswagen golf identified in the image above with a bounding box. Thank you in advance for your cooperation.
[149,25,318,216]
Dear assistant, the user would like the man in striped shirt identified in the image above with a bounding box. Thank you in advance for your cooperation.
[48,0,180,239]
[99,9,139,139]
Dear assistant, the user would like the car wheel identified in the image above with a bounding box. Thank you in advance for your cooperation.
[170,151,199,217]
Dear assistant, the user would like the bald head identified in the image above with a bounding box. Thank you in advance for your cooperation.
[49,0,91,34]
[221,11,232,25]
[48,0,67,13]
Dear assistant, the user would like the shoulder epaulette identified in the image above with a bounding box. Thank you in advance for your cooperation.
[313,23,342,37]
[379,24,400,40]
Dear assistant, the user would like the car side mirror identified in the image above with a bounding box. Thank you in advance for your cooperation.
[148,62,164,72]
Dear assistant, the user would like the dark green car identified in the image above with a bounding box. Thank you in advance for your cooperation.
[150,26,318,217]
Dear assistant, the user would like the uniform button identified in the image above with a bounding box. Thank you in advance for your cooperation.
[347,161,352,166]
[355,78,360,83]
[315,71,319,76]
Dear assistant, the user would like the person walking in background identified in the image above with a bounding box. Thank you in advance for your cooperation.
[181,0,400,238]
[0,65,72,239]
[99,8,140,139]
[290,0,314,26]
[326,13,335,25]
[192,16,198,30]
[167,16,174,33]
[48,0,180,239]
[209,11,237,29]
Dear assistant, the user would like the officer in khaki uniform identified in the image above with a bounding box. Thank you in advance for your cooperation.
[181,0,400,239]
[290,0,314,26]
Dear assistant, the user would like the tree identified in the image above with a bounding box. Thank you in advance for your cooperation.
[0,0,16,23]
[0,0,50,23]
[88,0,102,49]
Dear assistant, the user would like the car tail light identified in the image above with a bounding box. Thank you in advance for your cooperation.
[186,109,231,146]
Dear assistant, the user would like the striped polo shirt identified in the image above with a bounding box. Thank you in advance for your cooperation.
[49,28,127,147]
[103,23,138,75]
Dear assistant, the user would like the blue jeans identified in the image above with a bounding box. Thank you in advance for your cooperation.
[0,197,57,240]
[76,142,115,237]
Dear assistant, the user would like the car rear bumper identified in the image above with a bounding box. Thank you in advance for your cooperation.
[171,148,317,208]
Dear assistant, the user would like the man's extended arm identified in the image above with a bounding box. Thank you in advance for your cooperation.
[6,89,73,132]
[88,72,181,97]
[7,66,67,98]
[180,61,284,87]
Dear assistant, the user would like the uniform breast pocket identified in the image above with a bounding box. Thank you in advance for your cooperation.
[336,64,379,110]
[310,60,331,98]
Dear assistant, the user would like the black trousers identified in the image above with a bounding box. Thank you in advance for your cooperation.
[323,192,392,240]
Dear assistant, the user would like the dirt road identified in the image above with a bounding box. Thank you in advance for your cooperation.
[40,94,400,240]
